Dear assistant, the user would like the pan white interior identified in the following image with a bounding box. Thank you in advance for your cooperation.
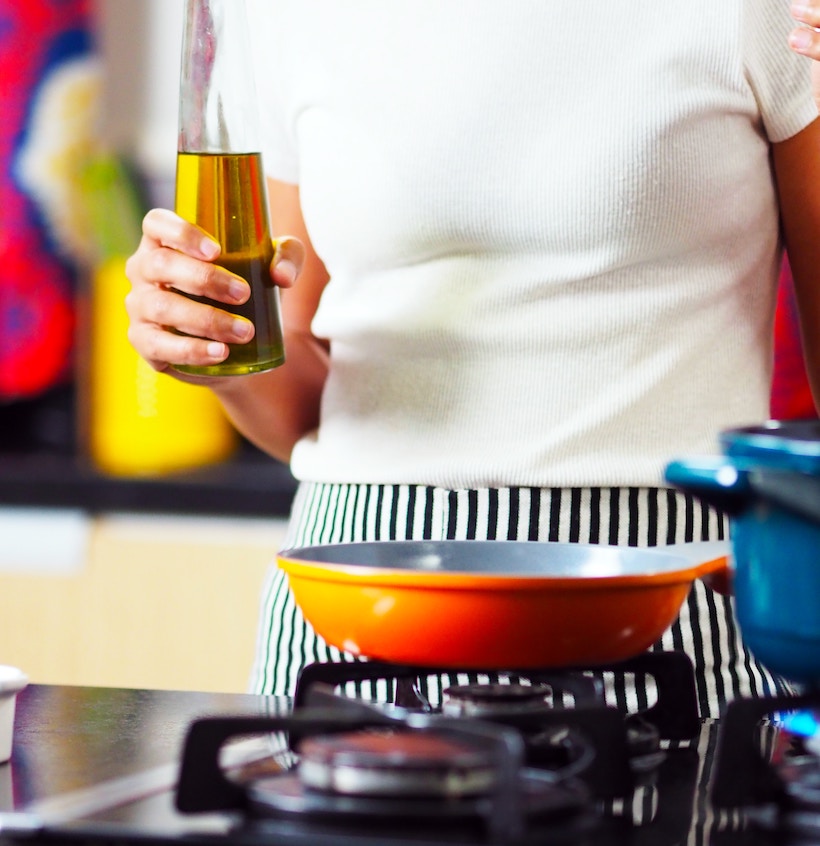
[282,539,712,579]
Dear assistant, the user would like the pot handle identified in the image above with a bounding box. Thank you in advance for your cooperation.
[664,457,754,516]
[747,467,820,526]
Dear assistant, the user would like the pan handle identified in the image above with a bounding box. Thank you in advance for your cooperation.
[659,539,731,566]
[656,539,733,595]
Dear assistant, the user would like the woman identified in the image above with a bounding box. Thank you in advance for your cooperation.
[125,2,820,716]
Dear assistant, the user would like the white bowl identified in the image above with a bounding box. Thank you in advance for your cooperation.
[0,667,27,764]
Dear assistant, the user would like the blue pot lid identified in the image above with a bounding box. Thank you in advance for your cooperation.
[720,420,820,474]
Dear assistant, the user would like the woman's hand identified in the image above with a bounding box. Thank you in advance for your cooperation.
[789,5,820,134]
[790,4,820,60]
[124,208,303,383]
[124,181,327,462]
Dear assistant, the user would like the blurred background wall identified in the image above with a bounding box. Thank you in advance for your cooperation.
[95,0,183,204]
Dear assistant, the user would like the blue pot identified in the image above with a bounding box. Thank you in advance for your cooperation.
[665,421,820,685]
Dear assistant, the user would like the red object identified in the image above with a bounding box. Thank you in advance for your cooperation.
[771,257,817,421]
[0,0,91,400]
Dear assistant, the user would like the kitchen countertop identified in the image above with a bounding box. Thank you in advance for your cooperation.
[0,683,286,839]
[0,445,298,518]
[0,386,296,519]
[0,681,793,846]
[2,684,281,802]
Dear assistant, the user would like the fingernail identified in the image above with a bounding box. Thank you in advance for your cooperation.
[232,318,253,341]
[277,259,298,285]
[206,342,226,359]
[200,238,220,260]
[228,278,249,302]
[792,3,810,16]
[790,26,813,51]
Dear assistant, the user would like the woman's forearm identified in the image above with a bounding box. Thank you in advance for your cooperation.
[212,328,329,463]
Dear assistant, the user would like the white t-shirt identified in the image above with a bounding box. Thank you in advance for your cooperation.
[249,1,817,488]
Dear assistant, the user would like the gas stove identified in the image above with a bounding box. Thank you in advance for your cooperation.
[0,655,813,846]
[173,651,698,844]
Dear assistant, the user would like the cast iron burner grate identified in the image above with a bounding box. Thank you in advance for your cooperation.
[174,652,703,845]
[175,708,591,844]
[291,650,700,798]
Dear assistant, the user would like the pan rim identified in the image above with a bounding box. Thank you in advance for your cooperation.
[277,539,726,591]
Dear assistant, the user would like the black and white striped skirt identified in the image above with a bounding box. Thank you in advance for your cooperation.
[250,482,790,718]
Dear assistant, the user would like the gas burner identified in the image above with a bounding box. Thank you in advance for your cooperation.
[783,710,820,758]
[175,711,592,843]
[289,651,702,797]
[244,767,588,831]
[440,681,663,771]
[436,683,598,775]
[167,655,707,845]
[292,650,702,744]
[296,728,499,798]
[442,682,558,718]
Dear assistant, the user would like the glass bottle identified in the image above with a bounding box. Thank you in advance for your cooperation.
[173,0,285,376]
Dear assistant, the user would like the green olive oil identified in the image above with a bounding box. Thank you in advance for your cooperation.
[173,151,285,376]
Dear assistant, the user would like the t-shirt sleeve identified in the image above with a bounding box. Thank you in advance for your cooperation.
[745,0,818,143]
[247,0,299,184]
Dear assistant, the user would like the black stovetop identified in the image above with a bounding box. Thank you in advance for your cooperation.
[0,677,804,846]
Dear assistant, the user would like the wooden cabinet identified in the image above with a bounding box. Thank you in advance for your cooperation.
[0,510,287,693]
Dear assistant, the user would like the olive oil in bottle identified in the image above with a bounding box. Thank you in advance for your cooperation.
[174,151,284,376]
[173,0,284,376]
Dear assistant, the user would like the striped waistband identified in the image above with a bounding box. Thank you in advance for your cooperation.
[283,482,725,549]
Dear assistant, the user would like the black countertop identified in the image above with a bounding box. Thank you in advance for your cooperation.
[0,683,287,838]
[0,682,791,846]
[0,384,296,517]
[0,446,298,518]
[0,387,298,518]
[5,684,280,805]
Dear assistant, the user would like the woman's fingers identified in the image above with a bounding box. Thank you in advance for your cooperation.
[126,321,229,374]
[125,208,254,376]
[271,235,306,288]
[140,243,250,303]
[129,211,250,305]
[790,4,820,57]
[127,284,253,344]
[125,283,255,371]
[141,207,221,260]
[125,210,305,378]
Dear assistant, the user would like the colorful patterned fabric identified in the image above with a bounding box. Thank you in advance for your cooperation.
[0,1,92,400]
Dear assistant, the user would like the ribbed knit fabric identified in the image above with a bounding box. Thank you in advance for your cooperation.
[249,1,817,489]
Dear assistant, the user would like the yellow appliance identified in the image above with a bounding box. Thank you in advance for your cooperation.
[82,157,237,476]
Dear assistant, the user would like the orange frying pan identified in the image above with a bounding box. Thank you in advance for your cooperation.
[277,540,729,669]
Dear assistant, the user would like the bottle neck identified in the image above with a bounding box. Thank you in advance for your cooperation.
[177,0,261,154]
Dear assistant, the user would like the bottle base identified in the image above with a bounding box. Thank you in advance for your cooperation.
[172,354,285,377]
